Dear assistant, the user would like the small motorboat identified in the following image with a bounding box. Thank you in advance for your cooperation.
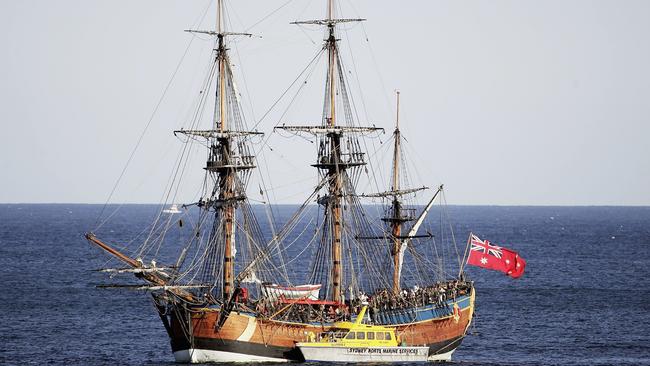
[162,204,182,214]
[296,306,429,362]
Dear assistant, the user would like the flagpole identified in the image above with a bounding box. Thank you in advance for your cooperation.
[458,232,472,278]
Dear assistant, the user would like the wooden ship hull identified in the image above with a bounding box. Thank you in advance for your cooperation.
[159,290,475,363]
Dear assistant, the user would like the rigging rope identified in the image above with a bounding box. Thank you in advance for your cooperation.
[94,34,197,231]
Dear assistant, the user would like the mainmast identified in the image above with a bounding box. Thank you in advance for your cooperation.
[325,0,343,303]
[217,0,235,299]
[277,0,377,302]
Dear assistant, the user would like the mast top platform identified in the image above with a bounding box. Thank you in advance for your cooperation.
[184,30,254,38]
[274,125,383,135]
[174,129,263,139]
[290,18,365,26]
[359,186,429,199]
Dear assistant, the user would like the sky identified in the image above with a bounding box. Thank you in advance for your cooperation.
[0,0,649,205]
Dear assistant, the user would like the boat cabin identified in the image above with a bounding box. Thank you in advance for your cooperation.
[317,327,397,346]
[306,306,400,348]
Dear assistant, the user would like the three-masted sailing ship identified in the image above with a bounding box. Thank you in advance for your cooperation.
[87,0,475,362]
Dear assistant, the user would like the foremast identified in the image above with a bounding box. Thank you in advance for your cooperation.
[87,0,279,305]
[215,0,234,300]
[178,0,260,301]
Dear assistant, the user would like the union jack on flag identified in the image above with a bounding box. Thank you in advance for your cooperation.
[470,234,503,258]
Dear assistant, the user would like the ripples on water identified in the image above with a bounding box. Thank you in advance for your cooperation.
[0,205,649,365]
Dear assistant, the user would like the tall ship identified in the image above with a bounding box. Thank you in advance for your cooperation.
[87,0,475,362]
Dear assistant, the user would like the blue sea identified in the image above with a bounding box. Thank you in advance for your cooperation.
[1,204,649,365]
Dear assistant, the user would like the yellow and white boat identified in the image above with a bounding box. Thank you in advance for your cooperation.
[296,307,429,362]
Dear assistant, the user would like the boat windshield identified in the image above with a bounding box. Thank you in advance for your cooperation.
[344,330,393,341]
[318,329,347,342]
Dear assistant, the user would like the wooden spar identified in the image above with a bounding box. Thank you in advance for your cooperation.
[218,40,226,130]
[222,154,235,299]
[328,36,335,128]
[85,232,171,288]
[391,91,402,295]
[216,1,235,300]
[85,233,141,268]
[85,233,165,286]
[217,0,223,34]
[95,267,174,274]
[85,233,199,302]
[328,0,333,21]
[390,206,402,295]
[330,134,343,303]
[327,4,343,303]
[392,93,401,192]
[141,285,209,291]
[327,0,335,129]
[96,284,207,291]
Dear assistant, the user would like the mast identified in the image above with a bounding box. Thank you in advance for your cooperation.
[390,91,402,294]
[88,0,273,309]
[215,0,235,300]
[327,0,336,131]
[369,92,427,294]
[218,0,225,133]
[326,0,343,303]
[178,0,258,301]
[278,1,375,302]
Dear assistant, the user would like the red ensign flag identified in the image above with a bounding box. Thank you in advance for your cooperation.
[466,234,526,278]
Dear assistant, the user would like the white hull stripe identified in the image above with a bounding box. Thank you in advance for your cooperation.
[236,316,257,342]
[174,348,289,363]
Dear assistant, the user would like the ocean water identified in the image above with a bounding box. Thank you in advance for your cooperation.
[0,204,649,365]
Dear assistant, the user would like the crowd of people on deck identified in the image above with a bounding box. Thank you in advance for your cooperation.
[366,279,473,312]
[244,279,473,324]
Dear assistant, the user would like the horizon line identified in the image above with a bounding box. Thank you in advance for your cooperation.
[1,202,649,208]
